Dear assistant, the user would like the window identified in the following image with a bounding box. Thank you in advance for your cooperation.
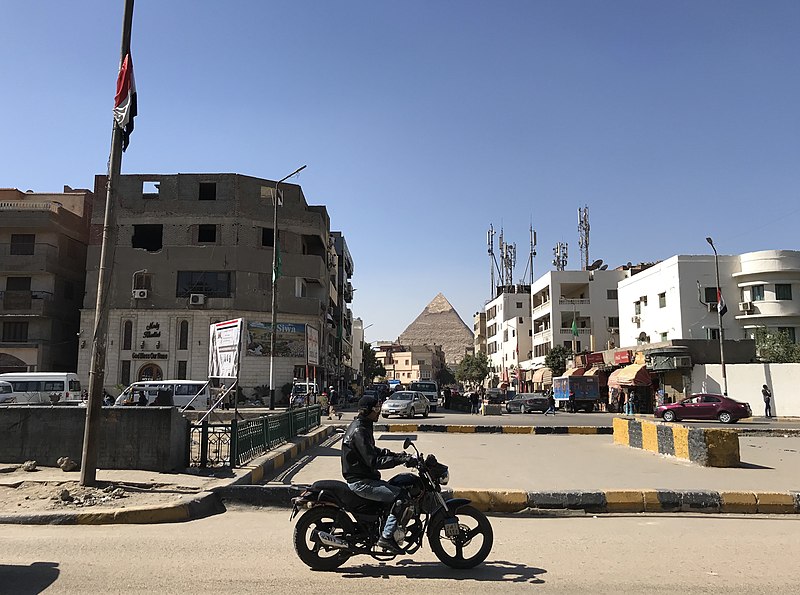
[198,224,217,243]
[608,316,619,328]
[778,327,796,343]
[776,284,793,301]
[261,228,274,247]
[659,292,666,308]
[142,181,160,199]
[176,271,232,297]
[660,332,668,341]
[43,381,65,391]
[132,225,163,251]
[634,301,641,315]
[708,328,720,341]
[516,302,523,308]
[405,360,409,365]
[178,320,189,350]
[6,277,31,291]
[704,287,720,304]
[751,285,764,301]
[122,320,133,350]
[177,360,188,380]
[199,182,217,201]
[2,321,28,342]
[607,289,618,300]
[120,360,131,386]
[10,234,35,255]
[417,359,425,365]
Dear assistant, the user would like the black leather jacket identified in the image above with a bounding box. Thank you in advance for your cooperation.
[341,414,406,482]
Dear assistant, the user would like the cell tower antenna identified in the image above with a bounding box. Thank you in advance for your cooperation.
[578,205,590,271]
[552,242,568,272]
[487,224,496,299]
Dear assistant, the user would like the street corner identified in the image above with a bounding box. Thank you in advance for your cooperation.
[452,488,528,512]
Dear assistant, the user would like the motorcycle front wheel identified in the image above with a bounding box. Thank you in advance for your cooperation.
[428,504,493,569]
[293,506,353,571]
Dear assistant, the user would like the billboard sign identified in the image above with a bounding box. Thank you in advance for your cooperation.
[209,318,243,379]
[245,321,306,358]
[306,325,319,365]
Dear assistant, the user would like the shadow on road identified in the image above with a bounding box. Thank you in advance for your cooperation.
[0,561,60,594]
[338,559,546,584]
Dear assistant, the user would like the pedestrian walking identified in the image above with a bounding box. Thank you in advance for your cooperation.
[568,389,576,413]
[618,390,627,415]
[762,384,773,418]
[470,391,480,415]
[545,391,556,415]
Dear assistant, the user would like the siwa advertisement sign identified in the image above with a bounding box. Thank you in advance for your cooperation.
[246,321,307,357]
[209,318,243,378]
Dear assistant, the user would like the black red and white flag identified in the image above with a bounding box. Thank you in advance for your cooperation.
[113,53,137,151]
[717,287,728,317]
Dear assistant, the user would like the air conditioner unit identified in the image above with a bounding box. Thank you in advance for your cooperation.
[739,301,753,313]
[631,316,640,323]
[189,293,205,305]
[132,289,148,299]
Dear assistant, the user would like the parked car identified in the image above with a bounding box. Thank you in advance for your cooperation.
[654,393,752,424]
[505,392,549,414]
[381,391,430,418]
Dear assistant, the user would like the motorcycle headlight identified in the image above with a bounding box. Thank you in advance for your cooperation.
[439,470,449,485]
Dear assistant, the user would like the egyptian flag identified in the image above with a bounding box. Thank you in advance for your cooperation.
[113,53,137,151]
[717,287,728,317]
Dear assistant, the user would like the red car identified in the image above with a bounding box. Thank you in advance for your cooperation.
[654,393,752,424]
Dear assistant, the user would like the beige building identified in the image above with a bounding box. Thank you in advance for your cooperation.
[77,173,343,398]
[0,186,93,373]
[374,343,445,384]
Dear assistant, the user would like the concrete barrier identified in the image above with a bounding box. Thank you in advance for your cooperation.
[613,417,740,467]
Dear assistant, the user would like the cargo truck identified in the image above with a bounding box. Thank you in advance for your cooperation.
[552,375,599,412]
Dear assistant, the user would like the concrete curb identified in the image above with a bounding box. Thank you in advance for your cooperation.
[375,423,613,435]
[0,424,336,526]
[217,485,800,515]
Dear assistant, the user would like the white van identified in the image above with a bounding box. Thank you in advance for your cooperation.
[0,372,84,404]
[114,380,211,409]
[408,380,440,412]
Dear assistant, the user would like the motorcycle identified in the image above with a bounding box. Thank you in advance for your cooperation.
[290,437,493,571]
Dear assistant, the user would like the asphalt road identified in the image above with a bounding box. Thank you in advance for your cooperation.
[326,406,800,430]
[2,508,798,594]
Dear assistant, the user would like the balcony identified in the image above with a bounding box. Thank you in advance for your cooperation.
[533,329,552,342]
[559,297,590,306]
[557,327,591,335]
[532,298,551,313]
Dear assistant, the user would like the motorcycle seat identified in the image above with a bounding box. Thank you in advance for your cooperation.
[311,480,384,511]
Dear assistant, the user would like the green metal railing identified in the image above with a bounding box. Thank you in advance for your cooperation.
[189,405,321,468]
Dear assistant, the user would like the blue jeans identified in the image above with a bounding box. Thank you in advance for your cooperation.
[347,478,402,540]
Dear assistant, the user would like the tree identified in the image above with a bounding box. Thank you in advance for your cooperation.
[455,352,490,387]
[436,366,456,387]
[362,342,386,383]
[755,328,800,363]
[544,345,573,377]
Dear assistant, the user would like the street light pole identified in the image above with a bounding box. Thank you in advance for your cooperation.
[268,164,307,410]
[706,237,728,396]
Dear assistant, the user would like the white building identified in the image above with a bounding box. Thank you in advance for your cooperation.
[528,269,627,367]
[618,250,800,347]
[484,285,532,388]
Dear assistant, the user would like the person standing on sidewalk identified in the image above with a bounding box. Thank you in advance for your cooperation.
[762,384,773,418]
[545,390,556,415]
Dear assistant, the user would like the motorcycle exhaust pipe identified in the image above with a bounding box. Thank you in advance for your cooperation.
[315,530,349,550]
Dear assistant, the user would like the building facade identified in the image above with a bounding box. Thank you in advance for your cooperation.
[330,231,354,395]
[77,173,340,399]
[375,343,445,384]
[0,186,93,373]
[484,285,532,388]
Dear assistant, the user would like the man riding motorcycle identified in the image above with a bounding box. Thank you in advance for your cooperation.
[341,394,412,554]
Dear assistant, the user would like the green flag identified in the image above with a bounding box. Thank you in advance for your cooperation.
[571,315,578,337]
[273,243,282,282]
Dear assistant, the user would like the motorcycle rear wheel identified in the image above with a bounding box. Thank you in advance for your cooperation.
[428,504,493,569]
[293,506,353,571]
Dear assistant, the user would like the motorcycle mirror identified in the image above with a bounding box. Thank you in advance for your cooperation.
[403,438,413,450]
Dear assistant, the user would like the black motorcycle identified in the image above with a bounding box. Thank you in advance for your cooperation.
[290,438,493,571]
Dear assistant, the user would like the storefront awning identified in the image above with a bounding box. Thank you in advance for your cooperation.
[584,366,608,386]
[608,364,652,389]
[562,367,586,377]
[531,367,553,384]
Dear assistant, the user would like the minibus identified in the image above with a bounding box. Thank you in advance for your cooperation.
[0,372,83,404]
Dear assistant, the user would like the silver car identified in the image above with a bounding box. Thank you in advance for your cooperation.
[381,391,430,418]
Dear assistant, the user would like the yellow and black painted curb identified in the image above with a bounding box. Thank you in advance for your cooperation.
[613,417,740,467]
[376,423,613,435]
[0,425,336,526]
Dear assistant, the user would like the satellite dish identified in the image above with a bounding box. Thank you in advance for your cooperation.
[599,264,608,270]
[588,259,603,270]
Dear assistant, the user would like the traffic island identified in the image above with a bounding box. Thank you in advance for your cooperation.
[613,417,741,467]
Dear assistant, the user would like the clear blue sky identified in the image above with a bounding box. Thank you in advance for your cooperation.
[2,1,799,343]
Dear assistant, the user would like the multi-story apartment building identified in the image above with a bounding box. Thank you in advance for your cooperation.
[528,269,626,365]
[484,284,532,387]
[0,186,92,373]
[375,343,444,384]
[77,173,338,398]
[473,311,487,355]
[330,231,354,394]
[618,250,800,346]
[351,317,364,386]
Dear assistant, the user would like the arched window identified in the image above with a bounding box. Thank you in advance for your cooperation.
[122,320,133,350]
[178,320,189,350]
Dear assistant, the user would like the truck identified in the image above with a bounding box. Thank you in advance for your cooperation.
[552,375,599,412]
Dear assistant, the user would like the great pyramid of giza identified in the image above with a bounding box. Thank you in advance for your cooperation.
[398,293,474,365]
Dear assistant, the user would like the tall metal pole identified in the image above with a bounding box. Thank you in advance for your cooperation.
[80,0,135,487]
[268,165,307,410]
[706,237,728,396]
